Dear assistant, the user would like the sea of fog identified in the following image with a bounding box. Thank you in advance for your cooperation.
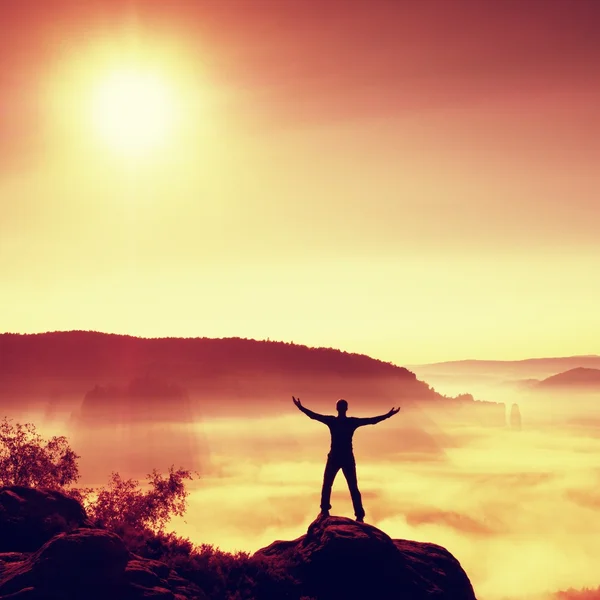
[23,387,600,600]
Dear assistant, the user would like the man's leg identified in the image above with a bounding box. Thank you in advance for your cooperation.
[320,454,340,515]
[342,456,365,521]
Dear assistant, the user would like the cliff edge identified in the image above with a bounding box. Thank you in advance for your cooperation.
[1,486,477,599]
[255,514,476,600]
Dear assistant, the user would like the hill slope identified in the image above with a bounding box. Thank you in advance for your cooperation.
[0,331,415,380]
[0,331,441,402]
[537,367,600,389]
[0,332,504,423]
[409,355,600,380]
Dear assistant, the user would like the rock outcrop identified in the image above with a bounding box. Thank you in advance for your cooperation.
[254,514,477,600]
[0,486,206,600]
[509,403,522,430]
[0,486,478,600]
[0,486,93,552]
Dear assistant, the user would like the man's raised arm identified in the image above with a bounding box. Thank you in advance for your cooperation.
[292,396,329,424]
[356,407,400,427]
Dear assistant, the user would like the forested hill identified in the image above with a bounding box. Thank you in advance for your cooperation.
[537,367,600,389]
[1,331,414,380]
[0,332,506,423]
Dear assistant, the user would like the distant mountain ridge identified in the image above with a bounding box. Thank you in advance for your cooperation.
[537,367,600,389]
[409,355,600,380]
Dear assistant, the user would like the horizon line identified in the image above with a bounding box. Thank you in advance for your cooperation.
[1,329,598,366]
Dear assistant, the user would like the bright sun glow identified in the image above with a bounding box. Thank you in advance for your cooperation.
[91,68,176,157]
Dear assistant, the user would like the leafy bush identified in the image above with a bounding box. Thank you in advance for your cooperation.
[0,416,195,537]
[0,416,311,600]
[112,524,305,600]
[86,467,194,532]
[0,417,80,488]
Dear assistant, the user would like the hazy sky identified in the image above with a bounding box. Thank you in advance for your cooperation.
[1,0,599,364]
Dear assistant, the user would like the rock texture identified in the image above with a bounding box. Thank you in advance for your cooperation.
[0,487,206,600]
[0,486,92,552]
[254,514,477,600]
[0,486,478,600]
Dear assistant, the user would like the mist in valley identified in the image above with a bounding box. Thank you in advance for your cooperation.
[8,368,599,600]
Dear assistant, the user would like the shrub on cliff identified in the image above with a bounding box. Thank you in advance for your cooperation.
[112,524,305,600]
[0,416,195,538]
[87,467,195,531]
[0,417,80,488]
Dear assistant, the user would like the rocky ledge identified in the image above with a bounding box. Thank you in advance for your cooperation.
[1,486,476,599]
[0,486,206,600]
[254,514,476,600]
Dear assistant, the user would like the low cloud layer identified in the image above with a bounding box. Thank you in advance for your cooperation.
[164,416,600,600]
[16,392,600,600]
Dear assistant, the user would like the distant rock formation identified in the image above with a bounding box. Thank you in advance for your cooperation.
[254,514,477,600]
[507,378,540,390]
[65,377,208,480]
[78,376,193,425]
[426,394,506,427]
[509,403,522,430]
[0,486,205,599]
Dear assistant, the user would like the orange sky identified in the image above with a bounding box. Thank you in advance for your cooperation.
[1,0,599,364]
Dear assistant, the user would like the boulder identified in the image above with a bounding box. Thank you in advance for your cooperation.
[0,487,207,600]
[0,528,207,600]
[0,486,92,552]
[0,528,129,597]
[254,514,476,600]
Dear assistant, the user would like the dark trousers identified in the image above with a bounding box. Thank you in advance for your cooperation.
[320,452,365,519]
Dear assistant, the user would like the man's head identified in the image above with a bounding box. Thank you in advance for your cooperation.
[336,399,348,415]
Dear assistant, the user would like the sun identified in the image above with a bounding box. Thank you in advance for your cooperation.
[91,67,176,158]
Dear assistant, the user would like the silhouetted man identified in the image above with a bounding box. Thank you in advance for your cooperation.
[292,396,400,522]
